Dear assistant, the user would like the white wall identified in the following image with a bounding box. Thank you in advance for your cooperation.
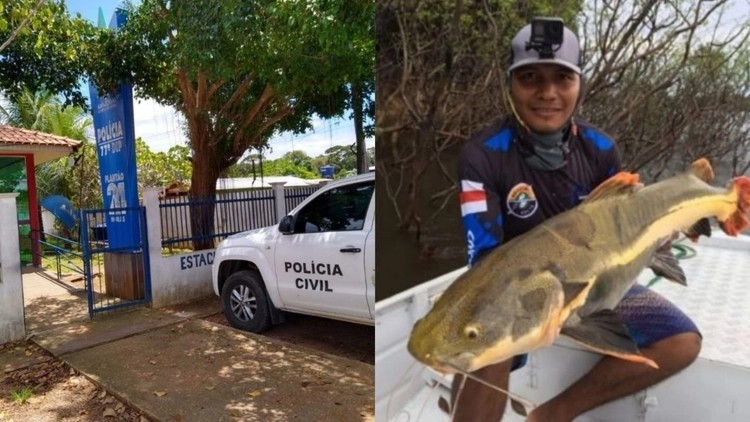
[145,188,212,308]
[40,209,58,236]
[149,249,216,309]
[0,194,25,343]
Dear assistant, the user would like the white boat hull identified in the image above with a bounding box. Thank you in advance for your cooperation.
[376,233,750,422]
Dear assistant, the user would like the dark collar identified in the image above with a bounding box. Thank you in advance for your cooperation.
[509,116,575,158]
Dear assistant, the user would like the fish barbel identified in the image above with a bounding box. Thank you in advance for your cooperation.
[407,158,750,375]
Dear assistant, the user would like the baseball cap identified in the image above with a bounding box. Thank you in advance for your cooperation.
[508,22,581,74]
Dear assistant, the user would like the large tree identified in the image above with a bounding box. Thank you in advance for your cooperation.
[89,0,373,249]
[329,5,375,174]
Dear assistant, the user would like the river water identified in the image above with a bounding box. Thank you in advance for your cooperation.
[375,146,468,301]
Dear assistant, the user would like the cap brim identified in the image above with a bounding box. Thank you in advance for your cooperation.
[508,58,581,74]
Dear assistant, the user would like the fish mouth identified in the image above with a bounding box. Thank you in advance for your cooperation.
[407,337,438,368]
[407,340,477,374]
[429,352,477,375]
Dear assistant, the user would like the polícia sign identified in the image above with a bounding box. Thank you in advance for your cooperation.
[87,8,140,250]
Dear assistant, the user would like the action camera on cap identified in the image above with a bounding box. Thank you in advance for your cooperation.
[526,17,564,59]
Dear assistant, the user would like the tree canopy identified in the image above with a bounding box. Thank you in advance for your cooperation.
[88,0,372,184]
[87,0,373,248]
[0,0,98,108]
[227,146,375,180]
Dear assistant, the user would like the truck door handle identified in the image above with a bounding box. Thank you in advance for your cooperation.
[340,247,361,253]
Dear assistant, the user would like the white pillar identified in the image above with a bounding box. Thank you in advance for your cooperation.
[0,193,25,343]
[269,182,287,223]
[143,187,163,306]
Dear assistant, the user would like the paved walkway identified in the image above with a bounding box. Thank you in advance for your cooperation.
[22,267,90,334]
[11,296,374,422]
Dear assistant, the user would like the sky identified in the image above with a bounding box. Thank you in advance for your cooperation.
[64,0,373,160]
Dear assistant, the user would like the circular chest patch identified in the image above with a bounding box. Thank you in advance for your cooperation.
[507,183,538,218]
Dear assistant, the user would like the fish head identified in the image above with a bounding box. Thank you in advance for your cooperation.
[407,267,562,374]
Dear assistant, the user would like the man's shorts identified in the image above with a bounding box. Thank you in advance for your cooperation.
[510,283,702,372]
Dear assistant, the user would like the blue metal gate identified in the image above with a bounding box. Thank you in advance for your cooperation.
[81,206,152,317]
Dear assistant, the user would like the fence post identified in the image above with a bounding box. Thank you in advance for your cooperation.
[270,182,287,223]
[142,187,163,303]
[0,193,25,343]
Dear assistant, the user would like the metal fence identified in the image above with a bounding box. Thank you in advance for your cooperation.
[284,186,320,214]
[159,188,276,253]
[158,185,323,254]
[31,228,85,283]
[80,206,152,317]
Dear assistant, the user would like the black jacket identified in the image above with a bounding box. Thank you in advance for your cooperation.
[457,117,622,266]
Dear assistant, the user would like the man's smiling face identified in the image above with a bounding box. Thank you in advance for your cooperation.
[510,63,580,133]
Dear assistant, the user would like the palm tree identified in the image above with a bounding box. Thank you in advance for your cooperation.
[0,88,57,130]
[0,87,94,203]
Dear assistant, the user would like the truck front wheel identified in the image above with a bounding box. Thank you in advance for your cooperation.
[221,270,272,333]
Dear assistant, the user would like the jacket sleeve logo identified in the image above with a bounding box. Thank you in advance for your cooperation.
[507,183,538,218]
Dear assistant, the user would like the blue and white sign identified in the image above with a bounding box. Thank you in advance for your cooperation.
[88,8,140,249]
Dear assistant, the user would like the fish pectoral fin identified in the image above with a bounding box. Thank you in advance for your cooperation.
[649,242,687,286]
[561,309,659,369]
[683,218,712,243]
[583,172,642,203]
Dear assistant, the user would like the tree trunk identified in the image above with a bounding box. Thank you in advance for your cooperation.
[189,144,223,251]
[353,82,367,174]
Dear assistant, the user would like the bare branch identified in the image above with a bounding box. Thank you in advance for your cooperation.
[0,0,46,55]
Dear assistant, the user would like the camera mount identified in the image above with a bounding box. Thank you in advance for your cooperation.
[525,18,564,59]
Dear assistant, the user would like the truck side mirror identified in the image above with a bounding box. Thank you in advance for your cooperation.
[278,215,294,234]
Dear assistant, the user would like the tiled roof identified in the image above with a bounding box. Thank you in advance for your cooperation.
[0,125,82,148]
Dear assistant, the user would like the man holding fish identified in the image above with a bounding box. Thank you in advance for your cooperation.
[423,18,712,421]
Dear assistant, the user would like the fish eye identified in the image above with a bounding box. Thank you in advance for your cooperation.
[464,326,480,339]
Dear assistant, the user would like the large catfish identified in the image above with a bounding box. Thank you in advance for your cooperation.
[408,158,750,375]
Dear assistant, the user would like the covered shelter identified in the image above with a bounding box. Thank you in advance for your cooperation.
[0,125,81,266]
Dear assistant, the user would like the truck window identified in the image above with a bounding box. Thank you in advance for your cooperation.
[293,181,374,233]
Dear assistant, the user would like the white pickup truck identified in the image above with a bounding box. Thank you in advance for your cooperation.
[211,172,375,333]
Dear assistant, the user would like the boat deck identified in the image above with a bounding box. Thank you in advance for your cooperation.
[376,233,750,422]
[643,234,750,369]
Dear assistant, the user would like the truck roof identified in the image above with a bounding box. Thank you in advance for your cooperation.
[323,172,374,188]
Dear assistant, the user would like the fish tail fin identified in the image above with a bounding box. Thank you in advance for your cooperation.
[689,158,714,183]
[718,176,750,236]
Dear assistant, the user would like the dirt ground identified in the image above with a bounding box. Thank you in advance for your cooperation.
[0,341,148,422]
[202,312,375,365]
[1,299,372,422]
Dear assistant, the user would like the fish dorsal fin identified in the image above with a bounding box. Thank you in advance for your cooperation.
[689,158,714,182]
[583,172,641,203]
